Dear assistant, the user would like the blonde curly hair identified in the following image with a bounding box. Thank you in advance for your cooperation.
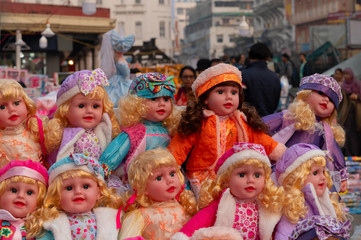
[198,158,283,212]
[286,89,345,146]
[45,86,120,153]
[25,169,122,238]
[122,148,197,216]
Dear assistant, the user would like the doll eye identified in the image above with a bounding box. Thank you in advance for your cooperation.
[163,97,171,102]
[26,190,33,196]
[217,90,223,94]
[83,184,89,189]
[156,176,162,181]
[170,171,176,177]
[254,173,261,178]
[150,98,157,101]
[66,186,73,191]
[93,104,99,109]
[231,90,238,95]
[14,100,20,106]
[11,188,17,193]
[78,104,84,108]
[0,105,5,110]
[318,91,325,96]
[238,173,245,177]
[312,171,318,176]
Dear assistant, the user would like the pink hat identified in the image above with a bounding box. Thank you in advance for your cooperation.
[214,142,270,176]
[0,160,48,186]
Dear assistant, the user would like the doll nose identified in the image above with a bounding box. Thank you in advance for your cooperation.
[158,99,166,107]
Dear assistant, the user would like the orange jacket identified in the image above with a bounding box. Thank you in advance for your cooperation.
[168,110,286,172]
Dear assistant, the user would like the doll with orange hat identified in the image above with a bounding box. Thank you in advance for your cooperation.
[167,63,286,196]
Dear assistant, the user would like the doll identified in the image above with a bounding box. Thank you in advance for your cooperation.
[26,153,122,240]
[99,30,135,107]
[0,160,48,239]
[172,142,283,240]
[168,63,286,196]
[263,73,348,193]
[0,79,47,167]
[118,148,197,240]
[99,72,181,190]
[274,143,351,240]
[45,68,120,166]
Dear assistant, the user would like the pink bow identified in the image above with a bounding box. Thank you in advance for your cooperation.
[78,68,109,95]
[116,190,137,229]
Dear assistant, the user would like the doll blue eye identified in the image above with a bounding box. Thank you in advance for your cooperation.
[66,186,73,191]
[313,171,318,176]
[27,190,33,196]
[232,91,238,95]
[11,188,17,193]
[93,104,99,109]
[78,104,84,108]
[217,90,223,94]
[0,105,5,110]
[238,173,245,177]
[170,171,175,177]
[14,101,20,106]
[255,173,261,178]
[83,184,89,189]
[156,176,162,181]
[163,97,170,102]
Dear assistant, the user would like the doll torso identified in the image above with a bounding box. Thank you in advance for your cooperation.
[140,200,188,240]
[74,129,101,160]
[233,200,260,240]
[0,122,41,168]
[68,212,97,240]
[0,209,28,240]
[143,120,171,150]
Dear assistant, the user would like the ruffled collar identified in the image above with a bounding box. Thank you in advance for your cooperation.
[0,209,22,222]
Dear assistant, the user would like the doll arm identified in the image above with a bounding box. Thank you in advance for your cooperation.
[118,210,144,240]
[262,111,285,135]
[328,139,348,181]
[99,132,131,177]
[167,133,197,165]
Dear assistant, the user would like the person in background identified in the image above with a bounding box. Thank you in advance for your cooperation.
[299,53,312,79]
[242,42,281,116]
[280,53,293,85]
[238,53,246,70]
[175,66,197,106]
[210,58,222,67]
[196,59,211,76]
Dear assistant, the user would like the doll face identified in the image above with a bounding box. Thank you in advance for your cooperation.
[229,165,265,201]
[60,176,101,214]
[67,93,103,130]
[0,97,28,129]
[304,164,327,197]
[145,166,182,202]
[0,181,38,218]
[144,96,172,122]
[305,90,335,118]
[204,85,239,116]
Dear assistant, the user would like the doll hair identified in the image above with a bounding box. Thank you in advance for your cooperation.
[198,158,283,212]
[286,89,345,146]
[177,81,268,136]
[118,94,181,136]
[123,148,197,216]
[45,85,120,153]
[26,169,122,238]
[281,156,346,224]
[0,79,47,141]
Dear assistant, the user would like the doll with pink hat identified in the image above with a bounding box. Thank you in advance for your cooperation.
[45,68,120,166]
[263,74,348,193]
[168,63,286,197]
[172,142,283,240]
[274,143,351,240]
[0,160,48,239]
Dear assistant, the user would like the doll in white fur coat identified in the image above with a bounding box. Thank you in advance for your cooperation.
[172,142,284,240]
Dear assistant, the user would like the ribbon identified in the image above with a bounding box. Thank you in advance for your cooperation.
[71,154,103,177]
[111,31,135,53]
[116,190,137,229]
[78,68,109,96]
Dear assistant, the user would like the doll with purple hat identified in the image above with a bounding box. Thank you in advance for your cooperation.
[0,160,48,239]
[45,68,120,166]
[274,143,351,240]
[26,154,122,240]
[263,73,348,193]
[99,72,181,192]
[172,142,283,240]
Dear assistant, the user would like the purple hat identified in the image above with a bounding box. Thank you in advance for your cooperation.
[214,142,270,176]
[299,73,342,109]
[57,68,109,107]
[275,143,326,185]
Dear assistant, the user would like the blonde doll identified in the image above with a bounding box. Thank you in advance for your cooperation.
[263,74,347,193]
[168,63,286,196]
[99,72,181,190]
[26,154,122,240]
[0,79,47,167]
[45,68,120,166]
[0,160,47,239]
[274,143,351,240]
[118,148,197,240]
[172,142,283,240]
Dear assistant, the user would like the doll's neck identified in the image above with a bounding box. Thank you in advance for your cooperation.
[0,119,26,134]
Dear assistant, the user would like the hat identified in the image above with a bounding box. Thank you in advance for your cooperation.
[299,73,342,109]
[128,72,176,99]
[57,68,109,107]
[48,154,104,184]
[191,63,242,98]
[275,143,326,185]
[0,160,48,186]
[215,142,270,176]
[110,31,135,53]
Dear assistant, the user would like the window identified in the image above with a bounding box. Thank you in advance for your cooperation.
[135,21,142,39]
[229,34,236,42]
[159,0,164,4]
[160,21,165,37]
[222,18,230,25]
[177,8,184,14]
[217,34,223,43]
[135,0,141,4]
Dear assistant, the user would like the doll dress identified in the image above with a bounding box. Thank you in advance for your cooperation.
[233,199,260,240]
[73,129,101,160]
[68,212,97,240]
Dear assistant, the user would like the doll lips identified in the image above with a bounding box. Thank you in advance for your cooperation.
[156,110,166,115]
[9,115,19,121]
[245,186,255,192]
[73,197,85,203]
[320,103,327,109]
[14,201,25,207]
[167,186,176,192]
[83,116,93,121]
[224,103,233,108]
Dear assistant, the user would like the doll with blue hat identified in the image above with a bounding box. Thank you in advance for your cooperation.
[99,72,181,192]
[263,73,348,193]
[45,68,121,166]
[274,143,351,240]
[99,30,135,108]
[26,154,122,240]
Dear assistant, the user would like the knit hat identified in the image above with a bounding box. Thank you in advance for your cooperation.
[191,63,242,98]
[299,73,342,109]
[214,142,270,176]
[128,72,176,99]
[57,68,109,107]
[0,160,48,186]
[48,154,104,184]
[275,143,326,185]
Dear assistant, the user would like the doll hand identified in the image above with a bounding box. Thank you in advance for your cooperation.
[339,180,348,193]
